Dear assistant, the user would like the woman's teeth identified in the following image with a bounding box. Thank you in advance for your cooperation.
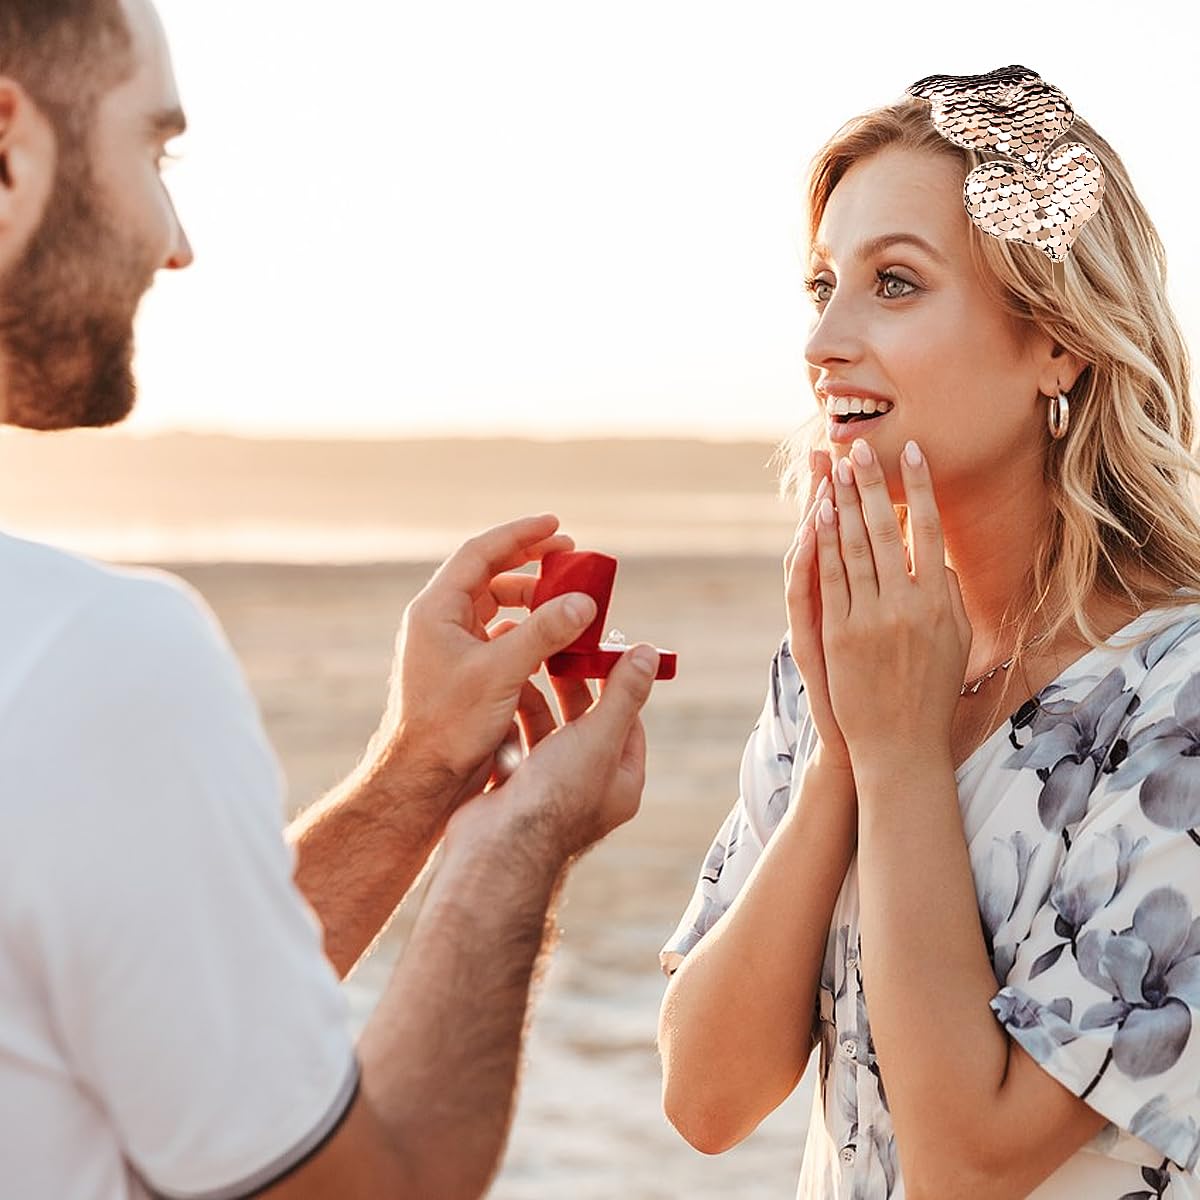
[824,397,895,423]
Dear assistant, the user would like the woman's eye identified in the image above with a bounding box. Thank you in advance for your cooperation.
[807,277,834,304]
[877,271,917,299]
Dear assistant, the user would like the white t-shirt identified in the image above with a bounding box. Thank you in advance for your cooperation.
[0,532,358,1199]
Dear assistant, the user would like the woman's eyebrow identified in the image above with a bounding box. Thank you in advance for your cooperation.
[810,232,947,265]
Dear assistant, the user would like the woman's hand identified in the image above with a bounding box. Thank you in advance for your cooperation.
[785,448,854,773]
[814,438,972,768]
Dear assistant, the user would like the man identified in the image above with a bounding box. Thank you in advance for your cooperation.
[0,2,659,1197]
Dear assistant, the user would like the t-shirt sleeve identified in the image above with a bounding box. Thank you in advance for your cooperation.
[11,571,358,1198]
[989,649,1200,1172]
[660,637,813,975]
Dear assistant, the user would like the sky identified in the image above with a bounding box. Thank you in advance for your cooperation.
[130,0,1200,442]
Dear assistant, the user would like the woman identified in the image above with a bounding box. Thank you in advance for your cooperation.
[658,68,1200,1199]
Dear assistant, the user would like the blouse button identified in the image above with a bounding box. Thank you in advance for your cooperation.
[840,1145,857,1166]
[846,949,858,966]
[841,1038,858,1060]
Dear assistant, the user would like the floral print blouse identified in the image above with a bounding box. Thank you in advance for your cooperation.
[663,601,1200,1199]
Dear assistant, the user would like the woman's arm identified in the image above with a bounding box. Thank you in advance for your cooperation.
[854,752,1106,1200]
[659,450,856,1154]
[658,752,856,1154]
[814,443,1106,1200]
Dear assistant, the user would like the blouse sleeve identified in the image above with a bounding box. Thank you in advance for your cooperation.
[660,637,814,976]
[990,651,1200,1172]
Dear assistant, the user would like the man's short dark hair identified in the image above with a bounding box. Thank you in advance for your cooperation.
[0,0,135,143]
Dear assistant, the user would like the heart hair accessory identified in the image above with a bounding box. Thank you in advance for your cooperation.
[908,65,1104,262]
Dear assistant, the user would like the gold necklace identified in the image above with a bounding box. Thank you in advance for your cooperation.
[960,631,1050,696]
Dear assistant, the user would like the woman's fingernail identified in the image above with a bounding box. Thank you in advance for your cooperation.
[836,457,853,486]
[904,439,924,468]
[851,439,873,467]
[819,497,836,526]
[815,477,830,503]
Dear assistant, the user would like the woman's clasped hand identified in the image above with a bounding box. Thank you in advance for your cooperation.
[787,438,972,768]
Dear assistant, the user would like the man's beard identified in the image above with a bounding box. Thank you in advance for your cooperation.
[0,138,157,431]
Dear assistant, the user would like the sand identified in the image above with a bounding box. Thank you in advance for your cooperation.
[171,555,815,1200]
[1,428,818,1195]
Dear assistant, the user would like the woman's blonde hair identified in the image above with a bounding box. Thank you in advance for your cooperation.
[781,97,1199,717]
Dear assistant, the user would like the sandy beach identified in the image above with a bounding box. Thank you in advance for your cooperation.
[1,431,818,1196]
[172,555,816,1199]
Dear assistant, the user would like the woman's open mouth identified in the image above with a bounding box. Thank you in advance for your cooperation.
[825,398,894,442]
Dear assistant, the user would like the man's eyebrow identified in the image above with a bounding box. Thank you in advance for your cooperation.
[147,106,188,140]
[810,233,947,265]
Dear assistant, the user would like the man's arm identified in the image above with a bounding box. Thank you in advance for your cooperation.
[263,639,660,1199]
[286,758,449,980]
[262,824,564,1200]
[286,515,600,978]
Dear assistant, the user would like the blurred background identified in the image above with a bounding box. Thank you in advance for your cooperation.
[1,1,1196,1195]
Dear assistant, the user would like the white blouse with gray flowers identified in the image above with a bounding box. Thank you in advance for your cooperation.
[663,601,1200,1199]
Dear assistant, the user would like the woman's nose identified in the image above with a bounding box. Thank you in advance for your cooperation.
[804,292,863,371]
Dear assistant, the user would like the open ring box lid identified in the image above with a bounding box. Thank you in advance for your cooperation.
[530,550,677,681]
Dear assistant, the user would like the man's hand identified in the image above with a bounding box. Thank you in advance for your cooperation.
[290,513,610,977]
[448,641,660,864]
[368,514,598,827]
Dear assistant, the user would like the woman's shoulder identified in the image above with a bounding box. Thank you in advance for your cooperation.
[1062,590,1200,690]
[997,598,1200,817]
[764,633,808,733]
[1125,594,1200,670]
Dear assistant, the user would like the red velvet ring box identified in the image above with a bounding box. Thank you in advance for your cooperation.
[530,550,677,681]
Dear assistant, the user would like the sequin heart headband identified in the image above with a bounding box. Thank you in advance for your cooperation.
[907,65,1105,263]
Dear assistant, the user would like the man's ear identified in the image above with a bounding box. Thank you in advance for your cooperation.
[0,78,56,267]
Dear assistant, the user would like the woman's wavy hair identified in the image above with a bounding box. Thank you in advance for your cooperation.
[781,97,1199,710]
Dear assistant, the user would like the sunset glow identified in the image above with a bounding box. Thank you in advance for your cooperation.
[132,0,1197,441]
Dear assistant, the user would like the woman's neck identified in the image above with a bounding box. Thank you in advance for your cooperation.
[935,463,1146,681]
[937,465,1050,671]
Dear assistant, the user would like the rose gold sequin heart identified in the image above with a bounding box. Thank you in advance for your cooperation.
[912,66,1074,167]
[963,143,1104,261]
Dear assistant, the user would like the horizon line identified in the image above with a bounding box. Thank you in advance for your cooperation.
[1,428,797,447]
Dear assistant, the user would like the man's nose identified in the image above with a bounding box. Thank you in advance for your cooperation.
[162,192,194,270]
[164,224,194,271]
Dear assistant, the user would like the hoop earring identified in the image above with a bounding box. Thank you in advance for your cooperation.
[1048,391,1070,440]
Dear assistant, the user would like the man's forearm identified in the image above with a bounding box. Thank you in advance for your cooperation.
[287,750,455,978]
[355,817,564,1200]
